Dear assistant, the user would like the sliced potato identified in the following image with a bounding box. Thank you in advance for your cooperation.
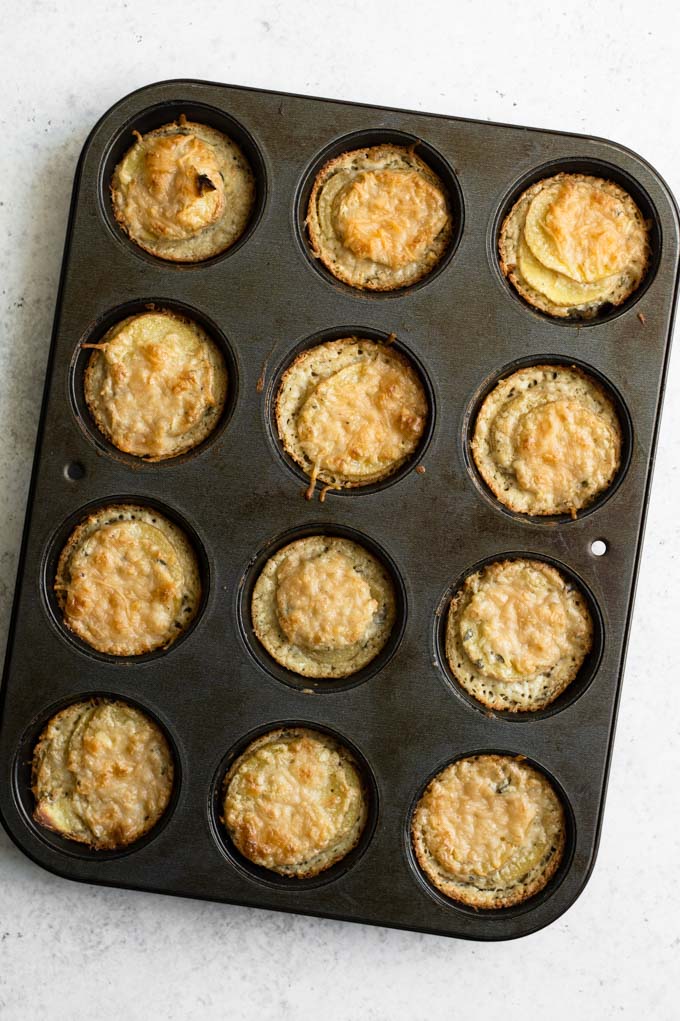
[518,235,617,307]
[524,179,644,283]
[523,185,572,275]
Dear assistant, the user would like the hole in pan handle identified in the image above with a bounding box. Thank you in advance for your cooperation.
[64,461,86,481]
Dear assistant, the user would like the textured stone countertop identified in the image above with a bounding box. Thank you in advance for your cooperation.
[2,2,679,1018]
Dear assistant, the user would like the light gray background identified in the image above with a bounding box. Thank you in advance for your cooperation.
[2,2,679,1018]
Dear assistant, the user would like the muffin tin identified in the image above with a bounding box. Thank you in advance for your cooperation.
[1,79,678,941]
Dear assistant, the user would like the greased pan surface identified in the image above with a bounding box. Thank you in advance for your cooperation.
[1,79,678,941]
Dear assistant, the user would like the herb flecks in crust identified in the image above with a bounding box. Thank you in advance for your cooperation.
[84,310,227,461]
[412,754,565,909]
[55,504,201,656]
[471,364,622,517]
[251,535,396,678]
[446,558,593,711]
[111,118,255,262]
[499,173,649,319]
[307,144,452,291]
[223,727,367,878]
[32,699,174,850]
[276,337,428,491]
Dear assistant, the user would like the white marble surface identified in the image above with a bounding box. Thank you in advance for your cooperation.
[2,2,679,1018]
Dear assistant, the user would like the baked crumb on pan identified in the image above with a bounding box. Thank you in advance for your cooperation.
[445,559,593,712]
[251,535,396,678]
[276,337,428,492]
[411,754,565,909]
[32,699,174,850]
[223,727,368,877]
[306,144,452,290]
[55,504,201,656]
[84,309,227,461]
[471,364,623,517]
[111,116,255,262]
[499,173,650,318]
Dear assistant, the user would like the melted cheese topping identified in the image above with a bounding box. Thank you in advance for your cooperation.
[459,562,572,681]
[70,703,173,845]
[275,550,378,650]
[473,366,623,516]
[33,701,173,849]
[419,757,537,876]
[532,180,645,283]
[63,520,185,654]
[331,168,448,269]
[224,732,364,869]
[118,133,225,242]
[89,313,219,458]
[296,356,427,478]
[512,398,618,506]
[500,174,650,319]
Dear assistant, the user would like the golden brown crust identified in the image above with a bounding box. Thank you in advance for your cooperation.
[32,699,174,850]
[471,364,623,517]
[306,144,452,291]
[84,310,228,461]
[251,535,396,678]
[445,559,593,712]
[222,727,368,877]
[111,118,255,262]
[499,173,650,318]
[55,504,201,656]
[276,337,428,490]
[411,754,565,909]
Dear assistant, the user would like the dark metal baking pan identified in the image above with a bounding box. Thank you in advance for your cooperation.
[1,79,678,941]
